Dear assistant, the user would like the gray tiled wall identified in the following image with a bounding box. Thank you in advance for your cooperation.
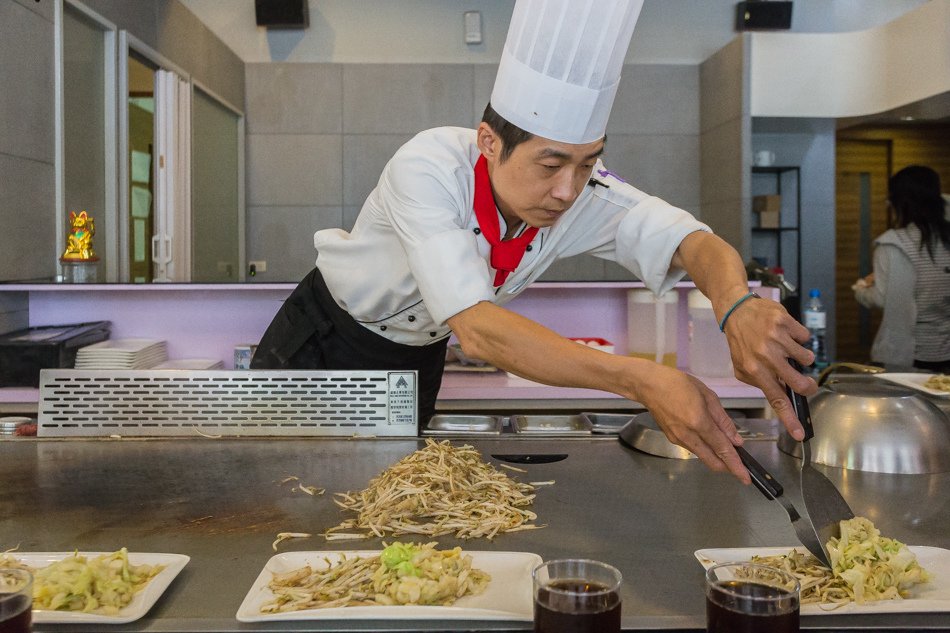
[0,0,42,328]
[246,62,702,282]
[700,35,751,260]
[0,0,55,293]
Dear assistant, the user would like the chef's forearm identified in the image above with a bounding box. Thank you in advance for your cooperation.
[447,302,651,400]
[671,231,751,322]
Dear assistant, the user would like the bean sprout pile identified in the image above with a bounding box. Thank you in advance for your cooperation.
[324,439,543,541]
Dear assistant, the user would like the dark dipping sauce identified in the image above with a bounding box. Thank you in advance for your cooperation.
[0,594,32,633]
[706,580,799,633]
[534,579,621,633]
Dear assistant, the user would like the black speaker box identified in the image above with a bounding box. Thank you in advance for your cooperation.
[735,1,793,31]
[255,0,309,29]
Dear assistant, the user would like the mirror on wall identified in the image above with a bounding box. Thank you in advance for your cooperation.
[191,85,244,282]
[116,34,245,283]
[3,0,247,285]
[60,1,117,283]
[7,1,948,285]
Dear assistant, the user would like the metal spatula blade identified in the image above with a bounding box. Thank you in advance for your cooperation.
[786,360,855,566]
[800,441,855,559]
[737,446,831,567]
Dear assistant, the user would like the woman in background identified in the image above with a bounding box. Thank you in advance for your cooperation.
[853,165,950,372]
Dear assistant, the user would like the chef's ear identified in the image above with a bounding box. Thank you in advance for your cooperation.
[476,122,502,162]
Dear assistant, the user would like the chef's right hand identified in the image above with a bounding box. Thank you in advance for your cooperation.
[636,364,751,484]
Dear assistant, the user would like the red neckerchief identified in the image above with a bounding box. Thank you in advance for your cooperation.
[473,155,539,287]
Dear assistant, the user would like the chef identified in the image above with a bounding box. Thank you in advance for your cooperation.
[252,0,816,483]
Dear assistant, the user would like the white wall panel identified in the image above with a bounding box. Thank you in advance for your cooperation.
[750,1,950,118]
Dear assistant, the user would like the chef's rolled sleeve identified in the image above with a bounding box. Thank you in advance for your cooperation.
[407,229,496,326]
[614,196,711,295]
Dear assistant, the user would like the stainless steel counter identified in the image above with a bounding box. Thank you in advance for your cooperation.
[1,434,948,631]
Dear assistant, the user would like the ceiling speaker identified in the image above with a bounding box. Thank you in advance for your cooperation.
[735,1,793,31]
[255,0,309,29]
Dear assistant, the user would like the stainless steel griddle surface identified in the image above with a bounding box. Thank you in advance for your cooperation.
[2,435,948,631]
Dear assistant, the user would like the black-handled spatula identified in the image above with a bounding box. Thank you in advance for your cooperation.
[787,358,855,568]
[736,445,831,567]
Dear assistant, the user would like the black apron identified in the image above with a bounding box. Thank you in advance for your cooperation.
[251,267,448,422]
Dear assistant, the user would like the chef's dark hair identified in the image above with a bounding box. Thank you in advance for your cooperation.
[481,103,533,163]
[888,165,950,260]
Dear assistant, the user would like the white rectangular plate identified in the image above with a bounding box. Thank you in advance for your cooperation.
[77,339,165,353]
[236,550,541,622]
[695,546,950,615]
[152,359,223,369]
[876,372,950,398]
[13,552,189,624]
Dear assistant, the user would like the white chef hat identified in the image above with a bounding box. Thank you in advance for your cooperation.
[490,0,645,145]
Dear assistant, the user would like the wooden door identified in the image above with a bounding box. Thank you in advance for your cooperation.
[834,140,891,363]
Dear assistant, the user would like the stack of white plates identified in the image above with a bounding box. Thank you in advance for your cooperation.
[0,416,32,436]
[74,339,168,369]
[152,359,223,370]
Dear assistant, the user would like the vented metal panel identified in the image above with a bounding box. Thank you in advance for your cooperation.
[38,369,418,437]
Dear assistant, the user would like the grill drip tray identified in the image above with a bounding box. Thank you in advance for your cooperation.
[510,414,591,435]
[426,415,504,435]
[422,413,631,438]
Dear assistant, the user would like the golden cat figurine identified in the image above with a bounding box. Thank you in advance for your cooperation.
[61,210,97,261]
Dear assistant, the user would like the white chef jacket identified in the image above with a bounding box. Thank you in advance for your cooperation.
[314,127,710,346]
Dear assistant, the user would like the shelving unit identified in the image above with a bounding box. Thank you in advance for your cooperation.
[751,165,802,316]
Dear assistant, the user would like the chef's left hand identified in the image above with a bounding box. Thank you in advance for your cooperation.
[720,294,817,439]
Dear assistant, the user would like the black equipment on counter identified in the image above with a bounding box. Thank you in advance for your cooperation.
[0,321,111,387]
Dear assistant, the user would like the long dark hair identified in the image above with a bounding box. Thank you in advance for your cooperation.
[888,165,950,260]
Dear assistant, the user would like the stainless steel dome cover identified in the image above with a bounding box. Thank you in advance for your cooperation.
[777,380,950,474]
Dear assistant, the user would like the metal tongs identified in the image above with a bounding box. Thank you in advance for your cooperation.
[736,359,855,568]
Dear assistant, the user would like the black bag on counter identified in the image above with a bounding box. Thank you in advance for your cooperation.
[0,321,111,387]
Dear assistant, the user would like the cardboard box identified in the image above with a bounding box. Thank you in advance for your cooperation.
[758,210,780,229]
[753,194,781,214]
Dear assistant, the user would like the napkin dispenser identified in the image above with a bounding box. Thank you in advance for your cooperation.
[0,321,111,387]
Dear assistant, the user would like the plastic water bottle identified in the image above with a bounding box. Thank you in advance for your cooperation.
[803,289,829,374]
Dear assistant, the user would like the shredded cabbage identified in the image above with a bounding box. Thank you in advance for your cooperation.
[923,374,950,392]
[750,517,930,606]
[5,548,164,615]
[380,542,424,577]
